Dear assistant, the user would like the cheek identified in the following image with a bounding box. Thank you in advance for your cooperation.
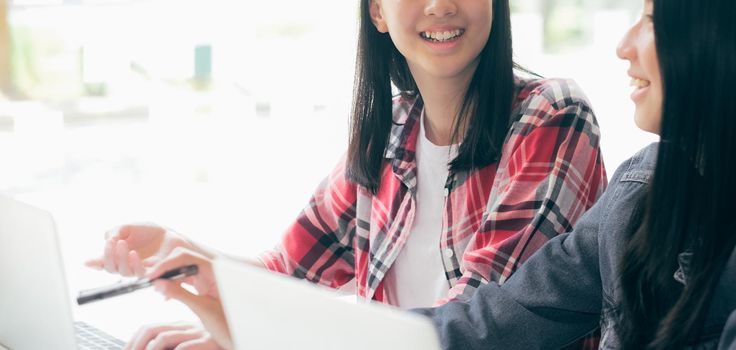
[640,37,663,133]
[651,87,663,132]
[642,38,661,85]
[635,89,663,133]
[383,24,409,51]
[635,112,659,134]
[465,17,492,50]
[384,12,415,41]
[472,4,493,30]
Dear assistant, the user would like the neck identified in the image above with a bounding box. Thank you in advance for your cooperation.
[410,64,477,146]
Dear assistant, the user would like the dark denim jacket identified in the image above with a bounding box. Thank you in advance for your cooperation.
[414,143,736,349]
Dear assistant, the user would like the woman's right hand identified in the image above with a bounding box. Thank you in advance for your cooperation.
[85,223,193,277]
[123,322,224,350]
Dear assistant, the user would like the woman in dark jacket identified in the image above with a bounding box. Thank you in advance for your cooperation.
[414,0,736,348]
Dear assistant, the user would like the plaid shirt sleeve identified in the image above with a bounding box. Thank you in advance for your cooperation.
[258,156,358,289]
[441,79,607,304]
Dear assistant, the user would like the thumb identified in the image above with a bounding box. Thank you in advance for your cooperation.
[84,258,105,270]
[154,280,208,314]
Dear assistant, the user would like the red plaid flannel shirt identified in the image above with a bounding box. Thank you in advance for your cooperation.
[260,77,607,306]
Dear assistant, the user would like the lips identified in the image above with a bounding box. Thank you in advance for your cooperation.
[419,29,465,42]
[629,77,651,102]
[630,77,651,88]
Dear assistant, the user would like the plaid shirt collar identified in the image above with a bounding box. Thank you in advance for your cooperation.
[384,76,528,183]
[384,93,423,193]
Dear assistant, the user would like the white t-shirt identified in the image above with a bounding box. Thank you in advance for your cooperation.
[384,112,457,309]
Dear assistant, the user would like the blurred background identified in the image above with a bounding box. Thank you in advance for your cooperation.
[0,0,656,335]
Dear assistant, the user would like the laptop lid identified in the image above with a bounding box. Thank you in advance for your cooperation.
[213,258,442,350]
[0,195,78,350]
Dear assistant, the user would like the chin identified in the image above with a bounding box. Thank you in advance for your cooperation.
[634,117,661,135]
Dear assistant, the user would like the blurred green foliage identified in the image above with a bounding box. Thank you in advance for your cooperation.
[10,24,82,101]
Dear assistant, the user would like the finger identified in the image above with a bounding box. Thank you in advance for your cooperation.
[142,256,161,268]
[154,280,207,313]
[154,280,230,349]
[130,250,146,277]
[146,248,208,281]
[84,257,105,270]
[174,336,221,350]
[105,225,127,240]
[124,323,193,350]
[103,239,118,274]
[144,328,205,350]
[116,240,133,277]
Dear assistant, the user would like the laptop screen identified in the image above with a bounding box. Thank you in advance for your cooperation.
[0,195,79,350]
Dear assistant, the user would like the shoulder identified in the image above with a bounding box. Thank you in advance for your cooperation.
[608,142,658,185]
[511,77,598,133]
[507,77,599,141]
[591,144,657,245]
[587,144,657,223]
[515,77,593,112]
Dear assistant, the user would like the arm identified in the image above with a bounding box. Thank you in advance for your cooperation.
[88,156,356,287]
[86,223,264,277]
[258,155,359,289]
[415,182,607,350]
[442,83,607,303]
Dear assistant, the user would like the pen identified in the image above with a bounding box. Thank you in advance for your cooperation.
[76,264,199,305]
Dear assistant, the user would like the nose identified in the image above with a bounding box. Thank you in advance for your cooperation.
[617,22,637,61]
[425,0,457,17]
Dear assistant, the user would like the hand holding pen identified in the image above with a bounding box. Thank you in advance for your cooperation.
[145,247,234,350]
[82,246,232,350]
[77,264,199,305]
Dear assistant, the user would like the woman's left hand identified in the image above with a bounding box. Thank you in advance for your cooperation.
[147,247,234,350]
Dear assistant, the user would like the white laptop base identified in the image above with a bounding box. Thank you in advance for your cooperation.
[214,258,442,350]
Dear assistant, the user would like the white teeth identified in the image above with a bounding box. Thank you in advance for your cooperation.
[421,29,463,42]
[630,78,651,88]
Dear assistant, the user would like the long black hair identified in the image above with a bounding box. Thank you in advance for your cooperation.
[618,0,736,348]
[347,0,516,194]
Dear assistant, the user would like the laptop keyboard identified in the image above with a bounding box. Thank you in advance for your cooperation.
[74,321,126,350]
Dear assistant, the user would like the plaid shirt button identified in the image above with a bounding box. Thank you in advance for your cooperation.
[444,248,454,259]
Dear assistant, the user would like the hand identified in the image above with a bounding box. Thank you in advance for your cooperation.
[85,223,192,277]
[149,248,234,350]
[123,322,223,350]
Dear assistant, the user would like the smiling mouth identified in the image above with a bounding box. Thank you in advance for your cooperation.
[420,29,465,42]
[630,78,651,89]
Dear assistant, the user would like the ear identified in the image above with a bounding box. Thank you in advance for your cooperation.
[369,0,389,33]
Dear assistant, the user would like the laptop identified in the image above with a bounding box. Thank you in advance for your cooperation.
[213,258,443,350]
[0,195,125,350]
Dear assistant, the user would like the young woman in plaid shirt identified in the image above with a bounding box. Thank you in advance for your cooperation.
[88,0,606,348]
